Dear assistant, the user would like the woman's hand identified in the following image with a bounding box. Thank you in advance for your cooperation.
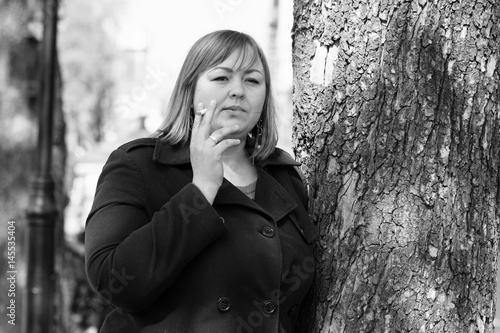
[190,100,241,204]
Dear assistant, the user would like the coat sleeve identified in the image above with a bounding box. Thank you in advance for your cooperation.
[85,147,227,313]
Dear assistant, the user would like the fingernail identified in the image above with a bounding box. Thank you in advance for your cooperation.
[210,100,216,106]
[197,102,204,109]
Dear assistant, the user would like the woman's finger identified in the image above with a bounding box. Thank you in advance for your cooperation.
[198,100,217,137]
[207,125,240,145]
[212,138,241,153]
[191,102,206,136]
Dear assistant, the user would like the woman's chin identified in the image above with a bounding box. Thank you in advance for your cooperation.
[212,120,252,136]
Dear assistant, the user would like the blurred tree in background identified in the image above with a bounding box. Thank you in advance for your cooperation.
[57,1,126,330]
[0,1,65,332]
[59,0,121,148]
[0,0,122,332]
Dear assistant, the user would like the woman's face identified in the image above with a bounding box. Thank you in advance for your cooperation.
[193,48,266,140]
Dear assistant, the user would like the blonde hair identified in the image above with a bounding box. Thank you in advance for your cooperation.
[154,30,278,161]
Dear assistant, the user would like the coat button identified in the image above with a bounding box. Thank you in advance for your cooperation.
[262,300,276,314]
[217,297,231,312]
[261,226,275,238]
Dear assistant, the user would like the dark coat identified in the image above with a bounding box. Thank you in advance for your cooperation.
[85,138,318,333]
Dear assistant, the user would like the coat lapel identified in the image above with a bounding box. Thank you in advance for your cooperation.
[213,179,262,212]
[153,140,190,165]
[253,169,297,222]
[212,169,297,222]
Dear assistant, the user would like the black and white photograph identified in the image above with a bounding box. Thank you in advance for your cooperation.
[0,1,499,332]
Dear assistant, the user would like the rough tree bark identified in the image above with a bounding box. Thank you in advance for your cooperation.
[292,0,499,332]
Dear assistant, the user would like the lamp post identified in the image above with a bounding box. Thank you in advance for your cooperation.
[22,0,59,332]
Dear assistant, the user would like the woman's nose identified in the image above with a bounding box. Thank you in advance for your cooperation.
[229,79,244,99]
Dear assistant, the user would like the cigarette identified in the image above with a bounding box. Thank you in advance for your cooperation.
[196,108,207,116]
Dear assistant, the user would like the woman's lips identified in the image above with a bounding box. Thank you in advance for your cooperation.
[223,105,246,112]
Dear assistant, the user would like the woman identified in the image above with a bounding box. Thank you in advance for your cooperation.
[85,30,317,333]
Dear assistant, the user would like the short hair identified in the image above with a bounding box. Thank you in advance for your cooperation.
[154,30,278,161]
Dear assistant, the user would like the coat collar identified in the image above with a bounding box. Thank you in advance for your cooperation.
[152,139,301,222]
[152,138,300,168]
[213,169,298,222]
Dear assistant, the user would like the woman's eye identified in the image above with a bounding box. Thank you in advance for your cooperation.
[246,78,260,84]
[213,76,229,81]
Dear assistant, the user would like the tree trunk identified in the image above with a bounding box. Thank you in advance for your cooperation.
[292,1,499,332]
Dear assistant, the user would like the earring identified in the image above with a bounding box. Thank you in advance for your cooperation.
[189,109,194,130]
[255,119,263,150]
[251,119,263,165]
